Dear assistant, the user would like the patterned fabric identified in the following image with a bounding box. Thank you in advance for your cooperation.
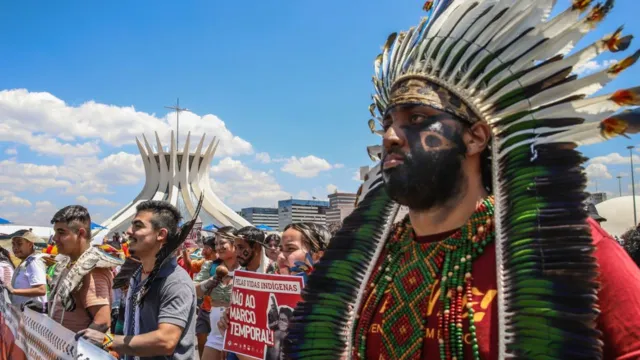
[354,197,495,359]
[49,246,124,312]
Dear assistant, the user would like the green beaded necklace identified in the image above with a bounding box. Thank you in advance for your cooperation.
[354,196,495,360]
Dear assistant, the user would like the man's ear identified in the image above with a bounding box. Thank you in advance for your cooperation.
[158,228,169,243]
[464,122,491,156]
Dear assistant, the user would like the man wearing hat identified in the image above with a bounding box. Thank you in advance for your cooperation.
[586,202,607,223]
[6,231,48,310]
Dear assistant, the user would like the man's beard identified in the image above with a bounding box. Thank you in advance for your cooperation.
[238,249,254,267]
[382,146,466,211]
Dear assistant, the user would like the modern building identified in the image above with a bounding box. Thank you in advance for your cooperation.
[587,192,608,205]
[278,199,330,230]
[326,192,357,226]
[240,207,279,231]
[93,131,250,242]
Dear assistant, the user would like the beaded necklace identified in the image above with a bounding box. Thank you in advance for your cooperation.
[354,196,495,360]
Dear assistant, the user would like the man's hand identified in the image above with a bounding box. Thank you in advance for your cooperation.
[76,328,106,348]
[217,307,230,333]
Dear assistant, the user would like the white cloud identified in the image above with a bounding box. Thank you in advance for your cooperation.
[210,157,290,209]
[0,89,252,158]
[574,60,618,76]
[590,152,640,165]
[4,200,58,226]
[281,155,334,178]
[0,152,143,195]
[0,191,32,207]
[352,170,362,181]
[327,184,338,194]
[0,123,101,157]
[334,163,345,169]
[4,148,17,155]
[255,152,271,164]
[585,163,612,179]
[75,195,119,207]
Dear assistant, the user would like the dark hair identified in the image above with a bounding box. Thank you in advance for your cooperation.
[217,226,236,236]
[0,247,14,269]
[328,222,342,237]
[235,226,265,247]
[135,200,182,239]
[203,236,216,248]
[279,306,294,321]
[284,222,331,253]
[50,205,92,237]
[265,233,281,245]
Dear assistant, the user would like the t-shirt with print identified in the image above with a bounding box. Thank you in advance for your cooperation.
[11,254,48,307]
[365,218,640,359]
[50,267,113,333]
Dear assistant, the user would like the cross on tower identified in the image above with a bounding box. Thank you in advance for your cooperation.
[165,98,189,149]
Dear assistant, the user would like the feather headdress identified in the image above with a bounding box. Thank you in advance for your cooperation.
[285,1,640,359]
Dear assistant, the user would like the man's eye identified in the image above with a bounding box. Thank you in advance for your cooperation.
[410,114,425,124]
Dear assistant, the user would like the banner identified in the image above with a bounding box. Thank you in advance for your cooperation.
[223,270,304,360]
[0,289,115,360]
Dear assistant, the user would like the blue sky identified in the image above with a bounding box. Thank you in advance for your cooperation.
[0,0,638,225]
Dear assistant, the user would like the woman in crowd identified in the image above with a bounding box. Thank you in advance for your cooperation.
[218,222,331,360]
[276,222,331,278]
[0,246,14,285]
[265,233,282,262]
[199,230,240,360]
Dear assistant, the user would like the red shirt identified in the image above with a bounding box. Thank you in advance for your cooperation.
[365,218,640,359]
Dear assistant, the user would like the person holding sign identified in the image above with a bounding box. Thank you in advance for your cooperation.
[217,222,331,360]
[199,228,240,360]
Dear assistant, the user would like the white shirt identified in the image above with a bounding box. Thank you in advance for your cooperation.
[11,254,47,307]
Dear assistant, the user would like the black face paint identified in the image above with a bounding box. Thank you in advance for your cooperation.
[238,248,253,266]
[383,114,467,210]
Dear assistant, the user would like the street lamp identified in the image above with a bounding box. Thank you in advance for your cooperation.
[617,175,624,197]
[628,145,637,226]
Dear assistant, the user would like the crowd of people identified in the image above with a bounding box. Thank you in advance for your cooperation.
[0,200,334,360]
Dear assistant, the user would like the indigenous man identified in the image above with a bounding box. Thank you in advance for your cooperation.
[234,226,272,274]
[6,231,47,310]
[285,1,640,359]
[48,206,120,333]
[79,200,198,360]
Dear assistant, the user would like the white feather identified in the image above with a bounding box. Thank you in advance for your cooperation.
[490,68,617,119]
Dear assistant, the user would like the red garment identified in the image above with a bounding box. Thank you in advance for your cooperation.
[177,256,194,278]
[364,218,640,359]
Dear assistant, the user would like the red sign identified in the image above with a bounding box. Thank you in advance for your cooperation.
[223,270,304,360]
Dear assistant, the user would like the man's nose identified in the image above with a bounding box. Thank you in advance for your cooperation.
[382,125,403,151]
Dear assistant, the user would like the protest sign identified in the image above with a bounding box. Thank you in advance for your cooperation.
[0,288,115,360]
[223,270,304,360]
